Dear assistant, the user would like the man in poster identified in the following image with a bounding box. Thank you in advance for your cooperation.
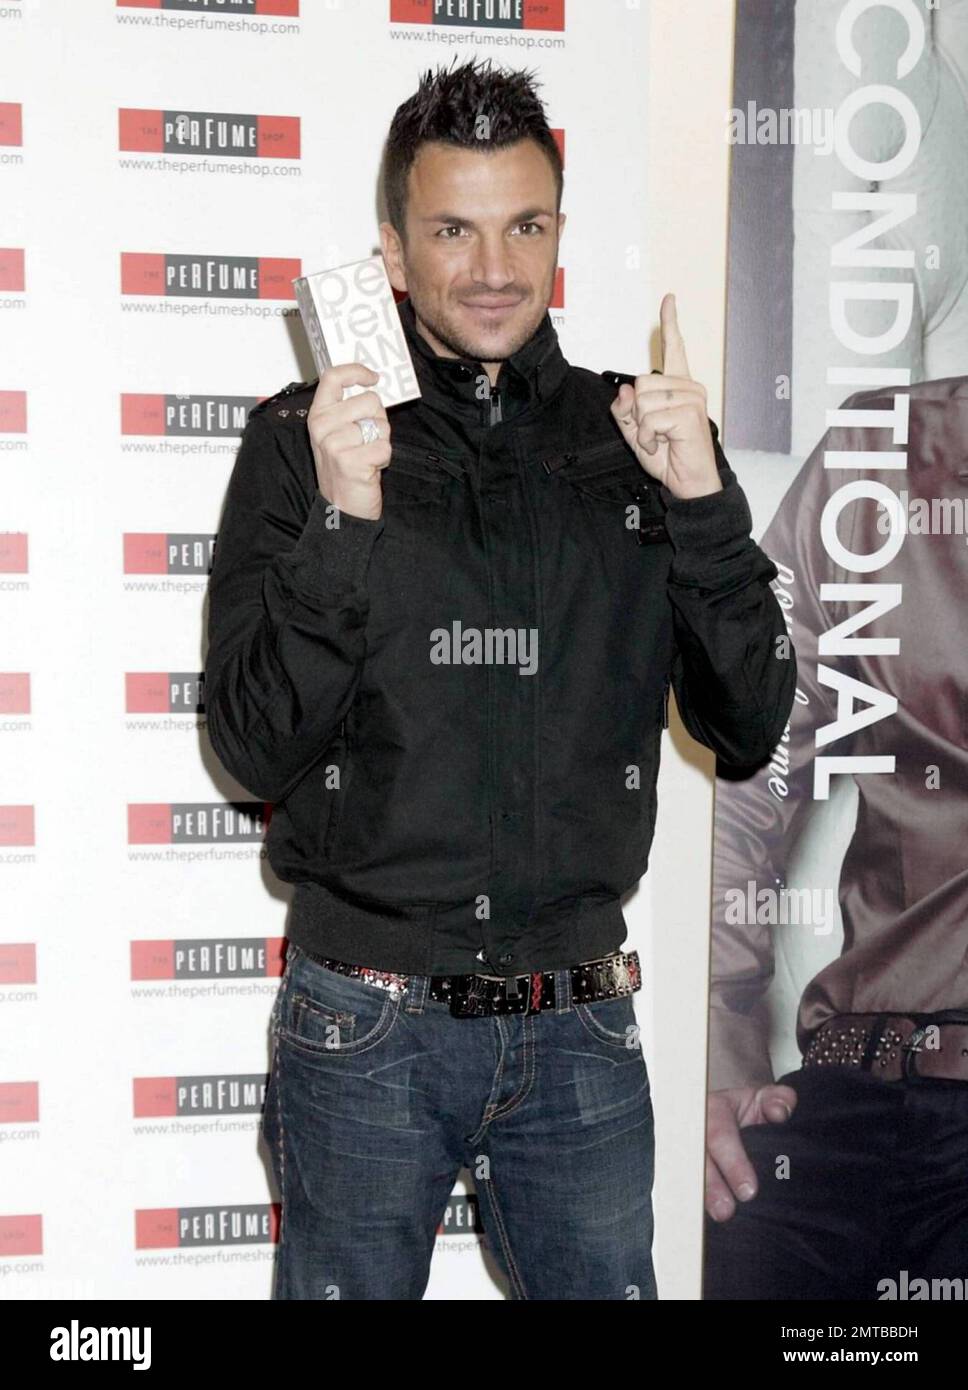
[704,378,968,1300]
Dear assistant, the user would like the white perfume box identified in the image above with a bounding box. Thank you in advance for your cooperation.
[292,255,421,407]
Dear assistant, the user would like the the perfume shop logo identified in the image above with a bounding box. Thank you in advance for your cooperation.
[0,1081,38,1125]
[119,107,300,159]
[120,252,299,299]
[120,391,257,433]
[126,671,203,714]
[117,0,299,14]
[121,393,258,436]
[0,248,24,293]
[131,936,285,979]
[390,0,564,32]
[0,390,27,432]
[136,1203,277,1249]
[123,532,215,575]
[127,801,268,844]
[0,805,34,846]
[0,1214,42,1257]
[437,1193,483,1236]
[0,103,22,146]
[134,1072,267,1117]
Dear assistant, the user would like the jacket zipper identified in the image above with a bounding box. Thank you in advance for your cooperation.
[391,443,465,482]
[468,435,498,887]
[540,436,637,477]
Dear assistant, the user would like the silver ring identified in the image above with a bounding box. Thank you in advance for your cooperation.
[357,417,380,445]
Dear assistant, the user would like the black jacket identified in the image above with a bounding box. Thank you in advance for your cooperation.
[204,295,797,976]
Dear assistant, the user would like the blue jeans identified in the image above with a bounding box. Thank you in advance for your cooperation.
[262,941,656,1299]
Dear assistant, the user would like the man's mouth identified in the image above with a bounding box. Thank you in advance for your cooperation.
[461,297,523,317]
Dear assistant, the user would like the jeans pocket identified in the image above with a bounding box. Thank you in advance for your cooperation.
[288,991,358,1051]
[276,953,400,1057]
[569,995,651,1128]
[575,994,642,1051]
[274,956,412,1128]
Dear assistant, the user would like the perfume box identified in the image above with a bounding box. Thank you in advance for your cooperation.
[292,255,421,407]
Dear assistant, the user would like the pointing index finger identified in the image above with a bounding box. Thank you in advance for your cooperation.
[660,292,691,380]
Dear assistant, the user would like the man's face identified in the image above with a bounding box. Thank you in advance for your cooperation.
[381,137,565,377]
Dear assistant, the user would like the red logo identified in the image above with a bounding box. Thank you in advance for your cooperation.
[0,807,34,847]
[0,675,30,715]
[0,104,22,146]
[0,249,24,292]
[0,391,27,433]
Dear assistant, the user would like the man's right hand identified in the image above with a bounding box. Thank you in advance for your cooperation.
[705,1083,798,1221]
[307,363,390,522]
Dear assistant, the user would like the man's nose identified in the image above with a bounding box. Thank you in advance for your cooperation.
[470,236,515,288]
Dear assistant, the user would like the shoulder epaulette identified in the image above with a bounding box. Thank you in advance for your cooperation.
[249,378,320,420]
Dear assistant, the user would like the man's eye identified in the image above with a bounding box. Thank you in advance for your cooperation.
[436,223,544,239]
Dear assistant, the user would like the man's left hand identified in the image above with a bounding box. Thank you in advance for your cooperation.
[610,293,723,501]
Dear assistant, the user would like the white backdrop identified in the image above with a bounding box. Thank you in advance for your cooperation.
[0,0,671,1300]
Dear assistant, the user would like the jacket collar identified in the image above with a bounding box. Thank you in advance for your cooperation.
[397,293,569,416]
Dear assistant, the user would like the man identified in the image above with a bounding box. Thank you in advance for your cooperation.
[204,56,796,1301]
[703,378,968,1300]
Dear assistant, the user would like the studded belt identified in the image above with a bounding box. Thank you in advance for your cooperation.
[802,1010,968,1082]
[294,947,641,1018]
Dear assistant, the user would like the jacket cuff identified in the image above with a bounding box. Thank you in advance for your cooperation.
[659,470,765,582]
[285,491,385,595]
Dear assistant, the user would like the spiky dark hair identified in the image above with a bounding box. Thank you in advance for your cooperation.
[381,55,563,245]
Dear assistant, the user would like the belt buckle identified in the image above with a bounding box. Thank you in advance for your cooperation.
[449,970,545,1018]
[900,1020,953,1083]
[449,972,495,1019]
[901,1025,925,1081]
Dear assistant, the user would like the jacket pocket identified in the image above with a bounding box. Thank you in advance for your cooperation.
[383,443,456,505]
[373,446,462,607]
[548,439,645,494]
[549,441,669,543]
